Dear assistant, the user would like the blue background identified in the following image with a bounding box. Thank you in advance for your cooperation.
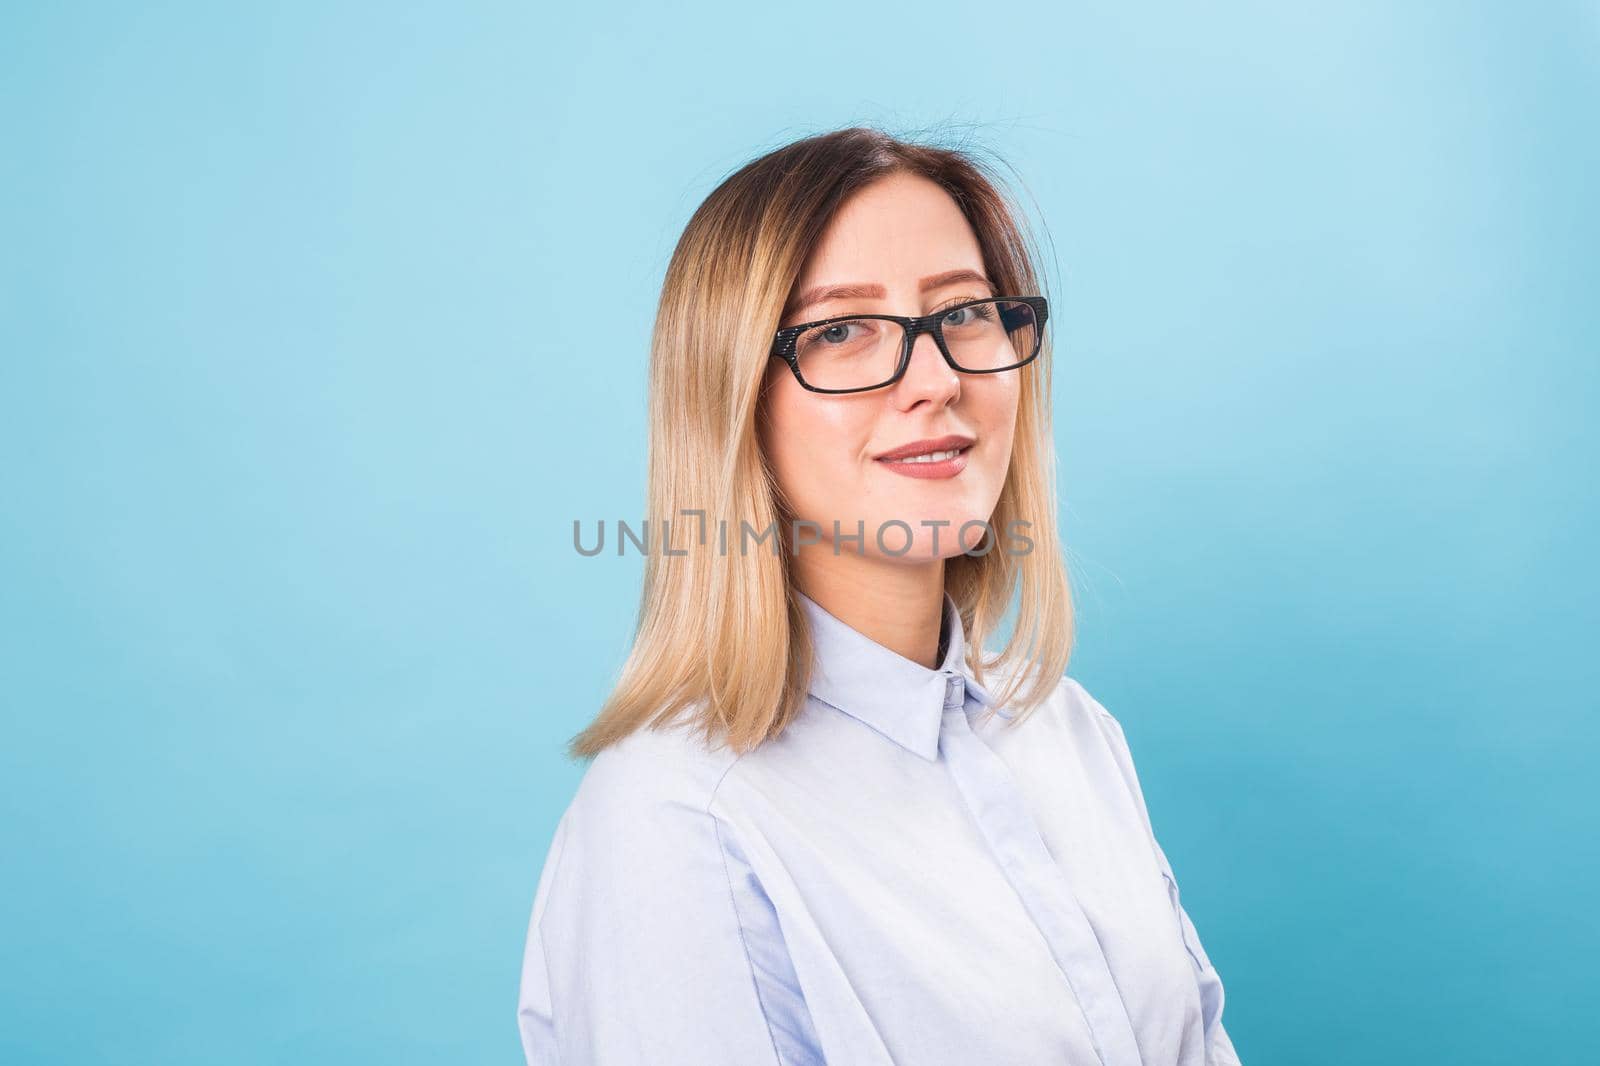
[3,2,1596,1062]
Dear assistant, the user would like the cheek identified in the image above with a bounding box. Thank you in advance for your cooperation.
[760,375,874,511]
[971,378,1022,470]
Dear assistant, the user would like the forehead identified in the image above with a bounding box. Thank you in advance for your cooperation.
[795,172,985,288]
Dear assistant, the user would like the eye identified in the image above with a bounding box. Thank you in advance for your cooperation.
[938,296,996,327]
[793,317,882,358]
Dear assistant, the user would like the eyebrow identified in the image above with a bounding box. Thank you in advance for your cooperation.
[784,268,996,322]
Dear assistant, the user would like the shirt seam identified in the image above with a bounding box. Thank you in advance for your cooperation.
[1066,681,1153,1058]
[1084,688,1224,1038]
[707,754,792,1066]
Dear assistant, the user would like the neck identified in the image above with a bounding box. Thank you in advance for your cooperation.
[792,545,947,669]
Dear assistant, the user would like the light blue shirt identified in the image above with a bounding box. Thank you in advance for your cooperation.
[517,590,1242,1065]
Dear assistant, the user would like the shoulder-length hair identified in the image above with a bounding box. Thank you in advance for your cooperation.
[568,125,1074,760]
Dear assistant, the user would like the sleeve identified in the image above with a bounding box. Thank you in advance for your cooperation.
[1081,685,1243,1066]
[514,792,789,1066]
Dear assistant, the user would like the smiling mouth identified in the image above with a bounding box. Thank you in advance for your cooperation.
[872,439,974,480]
[876,445,970,465]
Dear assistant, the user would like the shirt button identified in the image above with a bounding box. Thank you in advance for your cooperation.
[943,673,965,710]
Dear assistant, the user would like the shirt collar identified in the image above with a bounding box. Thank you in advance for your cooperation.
[797,588,996,761]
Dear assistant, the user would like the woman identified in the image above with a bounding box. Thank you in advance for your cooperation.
[517,126,1242,1066]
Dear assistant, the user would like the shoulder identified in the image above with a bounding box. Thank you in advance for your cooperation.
[561,714,747,853]
[528,723,756,959]
[981,656,1140,780]
[1056,673,1141,769]
[1054,674,1158,826]
[1059,673,1124,734]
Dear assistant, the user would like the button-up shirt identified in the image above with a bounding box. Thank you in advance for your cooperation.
[516,589,1242,1065]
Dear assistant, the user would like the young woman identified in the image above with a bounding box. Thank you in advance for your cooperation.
[517,126,1242,1066]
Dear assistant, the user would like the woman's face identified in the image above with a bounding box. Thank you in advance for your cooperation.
[760,171,1023,562]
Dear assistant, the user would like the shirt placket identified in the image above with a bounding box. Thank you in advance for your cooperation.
[936,671,1143,1066]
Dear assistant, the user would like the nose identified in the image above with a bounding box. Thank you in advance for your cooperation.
[892,329,960,410]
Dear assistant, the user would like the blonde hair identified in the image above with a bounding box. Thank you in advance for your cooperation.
[568,125,1074,760]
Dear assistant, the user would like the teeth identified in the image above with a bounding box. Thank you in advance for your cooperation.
[890,447,963,464]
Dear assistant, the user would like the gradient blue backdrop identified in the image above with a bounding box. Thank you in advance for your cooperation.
[3,2,1596,1062]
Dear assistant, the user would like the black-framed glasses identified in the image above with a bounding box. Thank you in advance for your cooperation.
[769,295,1049,394]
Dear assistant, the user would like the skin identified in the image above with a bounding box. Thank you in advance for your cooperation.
[758,171,1023,669]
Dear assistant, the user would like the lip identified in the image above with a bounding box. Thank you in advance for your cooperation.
[873,434,976,461]
[873,435,975,480]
